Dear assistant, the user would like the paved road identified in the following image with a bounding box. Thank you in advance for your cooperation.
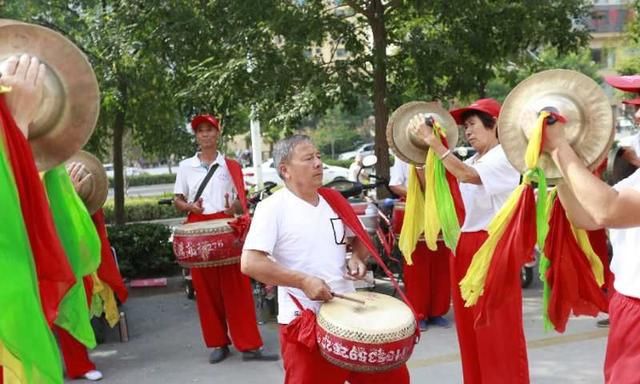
[76,279,609,384]
[108,183,175,198]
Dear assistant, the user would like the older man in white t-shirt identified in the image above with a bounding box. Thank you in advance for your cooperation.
[389,157,452,330]
[173,114,277,364]
[242,135,410,384]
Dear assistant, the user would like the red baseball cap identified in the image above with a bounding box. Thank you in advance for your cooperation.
[190,114,220,132]
[604,75,640,93]
[449,98,501,124]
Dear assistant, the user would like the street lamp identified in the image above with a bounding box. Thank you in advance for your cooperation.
[247,51,263,188]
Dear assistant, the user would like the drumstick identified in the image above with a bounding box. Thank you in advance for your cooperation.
[331,292,366,305]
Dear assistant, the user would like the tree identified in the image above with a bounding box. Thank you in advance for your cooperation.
[166,0,592,193]
[1,1,197,224]
[487,46,602,102]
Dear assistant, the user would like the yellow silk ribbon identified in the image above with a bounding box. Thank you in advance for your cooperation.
[460,112,550,306]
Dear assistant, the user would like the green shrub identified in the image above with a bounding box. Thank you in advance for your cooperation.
[103,196,184,224]
[107,223,179,278]
[323,158,352,168]
[108,173,177,188]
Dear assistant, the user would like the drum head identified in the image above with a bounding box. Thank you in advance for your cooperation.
[174,219,232,234]
[317,291,415,343]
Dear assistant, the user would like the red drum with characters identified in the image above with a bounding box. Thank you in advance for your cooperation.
[172,219,242,268]
[392,202,405,236]
[316,291,417,372]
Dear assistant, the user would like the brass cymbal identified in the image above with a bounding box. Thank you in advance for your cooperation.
[0,20,99,171]
[386,101,459,165]
[65,150,108,215]
[498,69,613,182]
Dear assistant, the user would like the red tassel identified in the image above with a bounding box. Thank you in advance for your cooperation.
[544,199,608,332]
[474,186,537,327]
[0,97,75,325]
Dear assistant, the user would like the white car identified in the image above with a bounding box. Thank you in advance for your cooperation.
[103,163,146,178]
[338,142,375,161]
[243,158,349,187]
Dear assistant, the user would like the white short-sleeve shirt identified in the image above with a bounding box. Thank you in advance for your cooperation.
[459,145,520,232]
[389,157,409,187]
[243,188,355,324]
[609,168,640,299]
[173,152,236,214]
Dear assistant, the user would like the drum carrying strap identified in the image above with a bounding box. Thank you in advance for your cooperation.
[193,163,220,202]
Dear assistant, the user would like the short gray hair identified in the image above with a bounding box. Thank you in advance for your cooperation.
[273,134,313,179]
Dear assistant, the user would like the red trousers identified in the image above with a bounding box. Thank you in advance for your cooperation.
[278,326,410,384]
[604,292,640,383]
[403,240,451,320]
[191,263,263,351]
[55,325,96,378]
[451,231,529,384]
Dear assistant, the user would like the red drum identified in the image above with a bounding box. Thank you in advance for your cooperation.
[316,291,417,372]
[392,202,405,236]
[172,219,242,268]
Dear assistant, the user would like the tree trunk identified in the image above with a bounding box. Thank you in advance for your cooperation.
[113,109,126,225]
[370,0,390,198]
[113,77,128,225]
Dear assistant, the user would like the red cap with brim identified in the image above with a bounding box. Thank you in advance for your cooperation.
[449,98,501,124]
[604,75,640,93]
[190,114,220,132]
[623,97,640,106]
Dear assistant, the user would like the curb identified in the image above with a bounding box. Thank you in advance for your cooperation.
[126,275,185,297]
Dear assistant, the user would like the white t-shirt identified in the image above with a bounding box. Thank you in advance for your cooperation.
[243,188,355,324]
[609,168,640,299]
[389,157,409,187]
[459,145,520,232]
[173,152,236,214]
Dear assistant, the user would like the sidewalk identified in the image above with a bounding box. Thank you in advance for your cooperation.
[78,281,608,383]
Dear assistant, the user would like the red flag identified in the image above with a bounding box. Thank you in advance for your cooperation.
[544,199,608,332]
[0,98,75,324]
[474,186,537,327]
[91,209,128,303]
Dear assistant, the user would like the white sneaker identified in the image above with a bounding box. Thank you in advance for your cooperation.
[83,370,103,381]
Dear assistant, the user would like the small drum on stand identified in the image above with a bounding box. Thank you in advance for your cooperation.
[391,202,405,236]
[316,291,417,372]
[172,219,242,268]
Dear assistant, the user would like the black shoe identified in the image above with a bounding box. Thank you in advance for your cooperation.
[242,348,280,362]
[209,346,230,364]
[596,318,610,328]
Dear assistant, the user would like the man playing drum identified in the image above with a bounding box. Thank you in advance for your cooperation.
[544,77,640,383]
[173,114,277,363]
[241,134,411,384]
[389,157,452,330]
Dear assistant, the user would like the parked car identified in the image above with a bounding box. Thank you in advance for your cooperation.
[243,158,349,187]
[338,142,375,161]
[103,163,146,178]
